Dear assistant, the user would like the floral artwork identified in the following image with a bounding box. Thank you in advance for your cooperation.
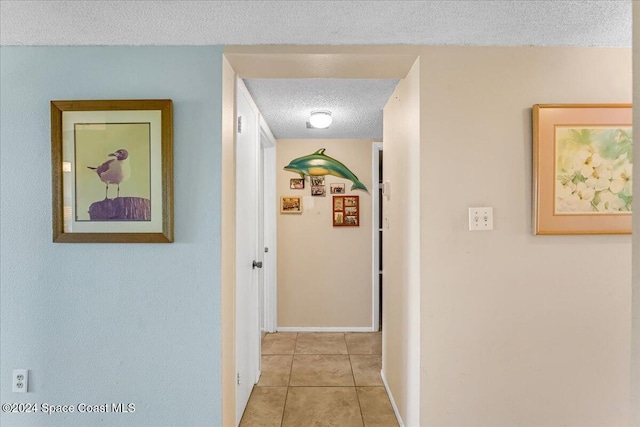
[555,127,632,214]
[533,104,631,235]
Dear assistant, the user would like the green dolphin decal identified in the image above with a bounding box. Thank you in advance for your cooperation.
[284,148,369,193]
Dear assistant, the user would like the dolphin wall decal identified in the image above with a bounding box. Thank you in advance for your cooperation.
[284,148,369,193]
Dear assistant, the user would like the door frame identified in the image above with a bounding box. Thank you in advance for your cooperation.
[372,141,383,332]
[260,117,277,333]
[222,47,419,427]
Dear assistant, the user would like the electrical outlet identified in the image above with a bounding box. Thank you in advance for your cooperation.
[469,207,493,231]
[12,369,28,393]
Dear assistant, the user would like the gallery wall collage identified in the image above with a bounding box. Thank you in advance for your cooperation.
[280,148,368,227]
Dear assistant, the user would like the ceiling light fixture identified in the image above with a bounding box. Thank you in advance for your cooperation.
[309,110,332,129]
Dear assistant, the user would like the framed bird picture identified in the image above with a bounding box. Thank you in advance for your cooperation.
[51,99,174,243]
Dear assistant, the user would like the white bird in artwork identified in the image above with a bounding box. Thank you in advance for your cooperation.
[87,149,131,199]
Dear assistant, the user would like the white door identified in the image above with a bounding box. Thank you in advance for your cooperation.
[235,80,262,424]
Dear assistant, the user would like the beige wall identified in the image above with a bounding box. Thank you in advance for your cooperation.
[382,59,422,426]
[277,139,373,328]
[223,45,634,427]
[221,57,237,427]
[419,46,632,426]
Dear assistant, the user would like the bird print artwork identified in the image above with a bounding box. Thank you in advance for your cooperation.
[87,149,131,199]
[74,122,152,222]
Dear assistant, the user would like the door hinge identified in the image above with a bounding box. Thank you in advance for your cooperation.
[264,247,269,253]
[237,116,243,133]
[237,371,241,385]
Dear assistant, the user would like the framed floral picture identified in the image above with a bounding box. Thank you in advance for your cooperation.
[51,99,174,243]
[532,104,632,234]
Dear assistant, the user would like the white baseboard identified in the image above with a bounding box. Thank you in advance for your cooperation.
[276,326,374,332]
[381,369,405,427]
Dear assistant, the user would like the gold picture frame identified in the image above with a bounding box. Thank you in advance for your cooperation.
[532,104,632,235]
[280,196,302,214]
[51,99,174,243]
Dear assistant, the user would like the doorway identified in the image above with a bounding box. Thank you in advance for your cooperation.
[234,78,262,423]
[223,46,419,425]
[372,142,383,332]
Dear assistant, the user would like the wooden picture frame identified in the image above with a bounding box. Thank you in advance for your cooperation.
[51,99,174,243]
[280,196,302,214]
[532,104,632,235]
[333,195,359,226]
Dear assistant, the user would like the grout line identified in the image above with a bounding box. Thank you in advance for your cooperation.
[273,333,382,425]
[348,346,366,425]
[279,332,298,427]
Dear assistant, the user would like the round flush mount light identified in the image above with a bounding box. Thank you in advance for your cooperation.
[309,110,332,129]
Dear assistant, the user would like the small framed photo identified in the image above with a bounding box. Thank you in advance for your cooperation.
[281,196,303,214]
[333,195,359,227]
[51,99,174,243]
[311,185,326,197]
[310,176,325,186]
[334,197,343,210]
[533,104,632,234]
[345,216,358,226]
[290,178,305,189]
[330,183,345,194]
[344,196,358,207]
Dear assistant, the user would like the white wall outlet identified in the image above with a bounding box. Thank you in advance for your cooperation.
[12,369,28,393]
[469,207,493,231]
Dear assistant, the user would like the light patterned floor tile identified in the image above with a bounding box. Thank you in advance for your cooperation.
[290,354,354,386]
[282,387,363,427]
[239,387,288,427]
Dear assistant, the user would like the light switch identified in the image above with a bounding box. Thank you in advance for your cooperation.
[469,207,493,231]
[382,181,391,200]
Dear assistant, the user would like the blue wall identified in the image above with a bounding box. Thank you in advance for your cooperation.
[0,47,223,426]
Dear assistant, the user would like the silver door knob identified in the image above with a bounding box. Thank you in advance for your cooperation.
[252,260,263,269]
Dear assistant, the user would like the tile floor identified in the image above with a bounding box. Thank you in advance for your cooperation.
[239,332,399,427]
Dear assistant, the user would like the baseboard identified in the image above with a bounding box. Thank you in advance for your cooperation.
[276,326,374,332]
[381,369,405,427]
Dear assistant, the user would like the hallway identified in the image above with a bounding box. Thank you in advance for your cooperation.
[239,332,398,427]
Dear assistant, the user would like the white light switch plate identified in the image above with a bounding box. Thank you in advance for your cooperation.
[469,207,493,231]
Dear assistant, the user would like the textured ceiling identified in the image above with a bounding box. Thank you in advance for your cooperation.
[244,79,398,139]
[0,1,632,47]
[1,0,631,140]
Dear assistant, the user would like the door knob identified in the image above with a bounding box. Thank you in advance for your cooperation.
[252,260,263,269]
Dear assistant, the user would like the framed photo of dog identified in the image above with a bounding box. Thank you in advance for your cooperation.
[51,99,174,243]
